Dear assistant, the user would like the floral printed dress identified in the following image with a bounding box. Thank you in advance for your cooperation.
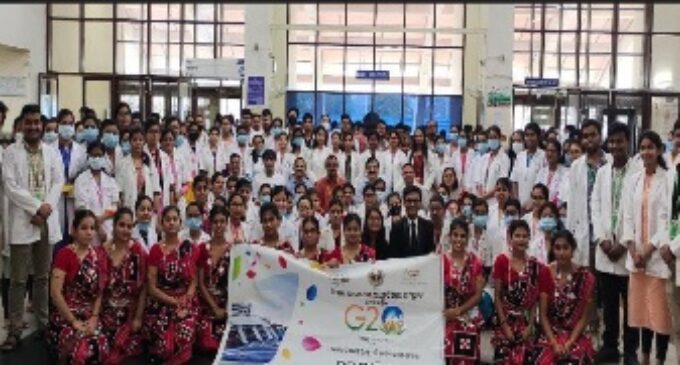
[443,253,485,364]
[532,266,595,364]
[196,242,231,352]
[143,240,199,365]
[491,254,554,365]
[48,246,110,365]
[98,240,148,365]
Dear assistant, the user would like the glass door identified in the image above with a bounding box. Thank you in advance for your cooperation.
[39,74,59,118]
[114,77,147,117]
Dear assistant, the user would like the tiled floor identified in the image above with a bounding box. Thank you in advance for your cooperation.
[1,305,677,364]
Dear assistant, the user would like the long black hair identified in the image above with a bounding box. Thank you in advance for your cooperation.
[638,130,668,170]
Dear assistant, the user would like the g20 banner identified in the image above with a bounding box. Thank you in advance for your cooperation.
[214,245,445,365]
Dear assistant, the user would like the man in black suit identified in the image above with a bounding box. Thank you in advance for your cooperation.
[384,185,435,259]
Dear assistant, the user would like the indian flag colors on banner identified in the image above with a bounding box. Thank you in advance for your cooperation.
[214,244,445,365]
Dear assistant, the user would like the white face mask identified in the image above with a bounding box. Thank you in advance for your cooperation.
[14,132,23,142]
[512,142,525,154]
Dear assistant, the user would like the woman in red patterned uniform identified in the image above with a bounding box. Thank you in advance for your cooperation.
[99,207,148,365]
[144,205,198,365]
[491,219,554,364]
[325,213,376,266]
[196,206,231,353]
[254,202,295,254]
[443,218,486,364]
[48,209,109,364]
[534,230,595,364]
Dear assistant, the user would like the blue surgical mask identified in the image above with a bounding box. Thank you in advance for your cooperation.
[435,143,448,155]
[476,142,489,154]
[487,139,500,151]
[237,134,249,145]
[377,190,388,203]
[293,137,305,148]
[186,217,203,231]
[665,141,675,153]
[137,221,150,233]
[450,132,459,141]
[271,127,283,137]
[260,194,271,204]
[121,141,131,155]
[472,214,488,228]
[175,134,186,148]
[88,156,107,171]
[75,131,85,143]
[462,205,472,218]
[504,214,519,226]
[538,217,557,232]
[457,137,467,149]
[58,124,75,140]
[82,128,99,144]
[101,132,120,149]
[42,131,58,144]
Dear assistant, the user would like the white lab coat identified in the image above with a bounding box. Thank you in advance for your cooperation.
[566,153,612,266]
[406,152,438,192]
[55,141,88,235]
[467,225,503,268]
[382,149,408,193]
[116,154,161,209]
[2,142,65,245]
[308,146,332,180]
[535,164,569,205]
[475,150,511,200]
[132,223,158,252]
[510,149,547,207]
[358,149,386,179]
[664,151,680,169]
[198,144,228,177]
[621,167,672,279]
[451,149,475,192]
[338,150,362,184]
[591,160,640,276]
[74,169,120,242]
[179,228,211,246]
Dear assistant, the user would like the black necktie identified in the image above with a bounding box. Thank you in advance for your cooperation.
[410,220,417,249]
[346,154,352,181]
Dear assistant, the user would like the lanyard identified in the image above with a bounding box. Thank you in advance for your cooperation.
[60,145,72,180]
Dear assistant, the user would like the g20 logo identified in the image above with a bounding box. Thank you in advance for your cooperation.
[344,305,405,335]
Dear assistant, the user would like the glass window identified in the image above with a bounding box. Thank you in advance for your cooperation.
[317,46,344,91]
[345,47,374,93]
[316,92,344,122]
[84,22,114,73]
[85,4,113,19]
[288,44,315,91]
[653,4,680,32]
[287,91,315,116]
[405,4,434,47]
[403,48,432,95]
[318,3,345,44]
[374,46,403,93]
[52,20,80,73]
[434,48,462,95]
[52,4,80,18]
[117,4,146,21]
[618,4,646,33]
[346,4,375,45]
[436,4,464,47]
[196,4,214,22]
[374,93,402,125]
[220,4,245,23]
[196,24,215,43]
[376,3,403,46]
[345,93,372,122]
[651,35,680,90]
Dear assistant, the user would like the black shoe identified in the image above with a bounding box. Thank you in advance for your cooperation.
[623,353,640,365]
[594,347,620,363]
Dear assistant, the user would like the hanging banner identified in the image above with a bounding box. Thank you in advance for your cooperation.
[246,76,266,106]
[214,245,445,365]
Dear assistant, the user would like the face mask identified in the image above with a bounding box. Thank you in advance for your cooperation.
[271,127,283,137]
[88,156,107,171]
[512,142,525,154]
[137,221,151,233]
[488,139,500,151]
[74,131,85,143]
[14,132,23,142]
[121,141,131,155]
[237,134,249,145]
[186,217,203,231]
[288,116,297,126]
[321,122,330,131]
[256,148,264,157]
[538,217,558,232]
[260,194,271,204]
[293,137,305,148]
[476,142,489,154]
[450,132,459,141]
[175,134,186,148]
[504,214,518,226]
[58,125,75,140]
[82,128,99,143]
[101,132,120,149]
[559,216,568,228]
[665,141,675,153]
[472,214,488,228]
[457,137,467,149]
[377,190,388,203]
[42,131,59,144]
[564,154,573,166]
[462,205,472,218]
[435,143,448,155]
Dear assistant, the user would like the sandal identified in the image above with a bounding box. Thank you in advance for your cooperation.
[0,334,20,352]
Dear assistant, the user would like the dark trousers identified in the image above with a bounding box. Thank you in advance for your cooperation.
[641,328,669,361]
[598,271,639,355]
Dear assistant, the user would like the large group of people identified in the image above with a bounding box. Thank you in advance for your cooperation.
[0,99,678,364]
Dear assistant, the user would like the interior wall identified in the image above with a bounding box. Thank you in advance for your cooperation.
[0,4,46,133]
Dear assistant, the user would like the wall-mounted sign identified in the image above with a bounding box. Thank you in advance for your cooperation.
[524,77,559,88]
[356,70,390,81]
[247,76,265,106]
[184,58,244,80]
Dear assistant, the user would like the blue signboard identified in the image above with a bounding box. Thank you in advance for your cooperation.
[247,76,265,105]
[524,77,559,88]
[356,70,390,81]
